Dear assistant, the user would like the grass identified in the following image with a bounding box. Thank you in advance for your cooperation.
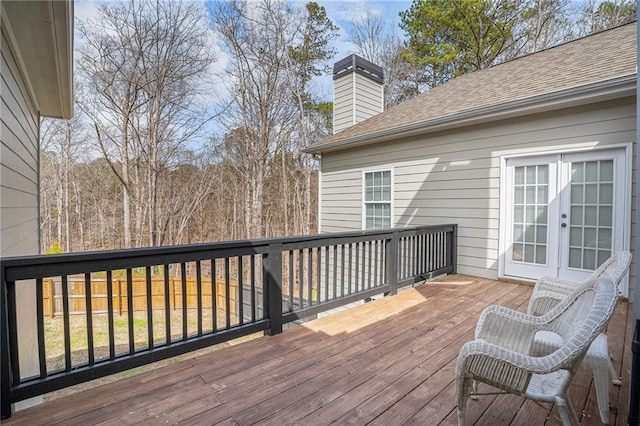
[43,308,250,373]
[41,308,263,402]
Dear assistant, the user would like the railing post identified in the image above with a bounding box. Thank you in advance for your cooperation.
[385,232,399,295]
[1,268,12,420]
[265,243,283,335]
[450,225,458,274]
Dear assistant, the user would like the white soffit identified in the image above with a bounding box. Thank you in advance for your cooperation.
[2,0,73,119]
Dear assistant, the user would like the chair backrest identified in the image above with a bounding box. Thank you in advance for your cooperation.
[592,251,632,287]
[545,276,618,372]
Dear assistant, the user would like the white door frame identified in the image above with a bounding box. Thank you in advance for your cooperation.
[498,142,632,295]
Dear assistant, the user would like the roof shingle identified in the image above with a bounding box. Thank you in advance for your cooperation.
[310,22,637,153]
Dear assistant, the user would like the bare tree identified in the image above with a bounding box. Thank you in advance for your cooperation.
[574,0,636,36]
[349,13,426,108]
[40,116,88,252]
[77,0,217,248]
[213,0,299,238]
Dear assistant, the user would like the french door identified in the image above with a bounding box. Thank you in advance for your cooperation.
[503,149,628,294]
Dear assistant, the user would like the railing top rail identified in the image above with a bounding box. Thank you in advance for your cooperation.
[0,225,456,281]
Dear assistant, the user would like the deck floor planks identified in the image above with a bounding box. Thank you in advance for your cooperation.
[272,280,530,425]
[326,285,531,426]
[3,274,633,426]
[183,280,495,425]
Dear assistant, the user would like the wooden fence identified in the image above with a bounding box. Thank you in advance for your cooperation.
[42,277,241,318]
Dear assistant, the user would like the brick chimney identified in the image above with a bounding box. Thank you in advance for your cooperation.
[332,54,384,134]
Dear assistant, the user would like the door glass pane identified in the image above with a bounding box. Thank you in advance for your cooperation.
[512,165,548,264]
[536,225,547,244]
[571,163,584,182]
[600,161,613,181]
[568,159,613,270]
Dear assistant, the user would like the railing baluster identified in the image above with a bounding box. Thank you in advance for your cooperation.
[224,258,231,329]
[84,273,94,365]
[145,267,153,349]
[373,240,379,287]
[61,276,72,371]
[324,246,329,303]
[211,259,217,332]
[196,261,203,336]
[332,245,338,300]
[307,248,313,307]
[107,271,115,359]
[127,269,134,354]
[340,244,345,297]
[163,265,171,345]
[36,278,46,378]
[250,255,256,322]
[288,251,294,312]
[355,242,360,293]
[238,256,244,325]
[367,241,372,289]
[298,249,304,310]
[315,247,321,305]
[181,263,187,339]
[348,244,352,295]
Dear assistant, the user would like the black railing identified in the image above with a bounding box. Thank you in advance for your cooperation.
[0,224,456,419]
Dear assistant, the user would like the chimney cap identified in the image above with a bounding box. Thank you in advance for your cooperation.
[333,54,384,84]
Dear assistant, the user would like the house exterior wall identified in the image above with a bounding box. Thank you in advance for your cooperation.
[320,97,636,295]
[1,21,42,410]
[1,27,40,256]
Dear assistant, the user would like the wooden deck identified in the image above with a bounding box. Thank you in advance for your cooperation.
[4,275,634,425]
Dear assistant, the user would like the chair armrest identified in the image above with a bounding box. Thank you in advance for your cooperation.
[475,305,542,353]
[527,277,581,315]
[533,276,580,295]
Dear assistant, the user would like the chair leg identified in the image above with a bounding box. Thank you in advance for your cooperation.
[608,357,622,386]
[471,380,478,400]
[457,407,466,426]
[557,396,579,426]
[593,359,611,424]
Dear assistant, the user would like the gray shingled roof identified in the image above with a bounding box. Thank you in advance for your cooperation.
[309,22,637,153]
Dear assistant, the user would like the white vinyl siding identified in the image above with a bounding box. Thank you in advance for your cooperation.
[1,25,39,257]
[320,98,636,288]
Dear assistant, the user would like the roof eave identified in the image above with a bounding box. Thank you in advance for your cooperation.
[2,1,74,119]
[305,74,637,155]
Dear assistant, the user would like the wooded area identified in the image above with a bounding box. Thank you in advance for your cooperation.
[39,0,636,253]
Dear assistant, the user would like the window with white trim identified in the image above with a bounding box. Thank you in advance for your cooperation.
[364,170,392,229]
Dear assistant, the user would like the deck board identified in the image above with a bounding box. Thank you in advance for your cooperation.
[4,274,634,426]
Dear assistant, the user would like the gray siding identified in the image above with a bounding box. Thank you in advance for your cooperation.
[333,74,354,134]
[320,99,636,290]
[1,26,39,257]
[333,73,383,134]
[354,73,383,122]
[1,19,42,398]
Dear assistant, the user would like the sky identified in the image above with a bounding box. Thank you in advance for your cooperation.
[74,0,412,103]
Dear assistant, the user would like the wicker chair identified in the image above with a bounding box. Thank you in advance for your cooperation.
[527,251,631,424]
[456,276,618,426]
